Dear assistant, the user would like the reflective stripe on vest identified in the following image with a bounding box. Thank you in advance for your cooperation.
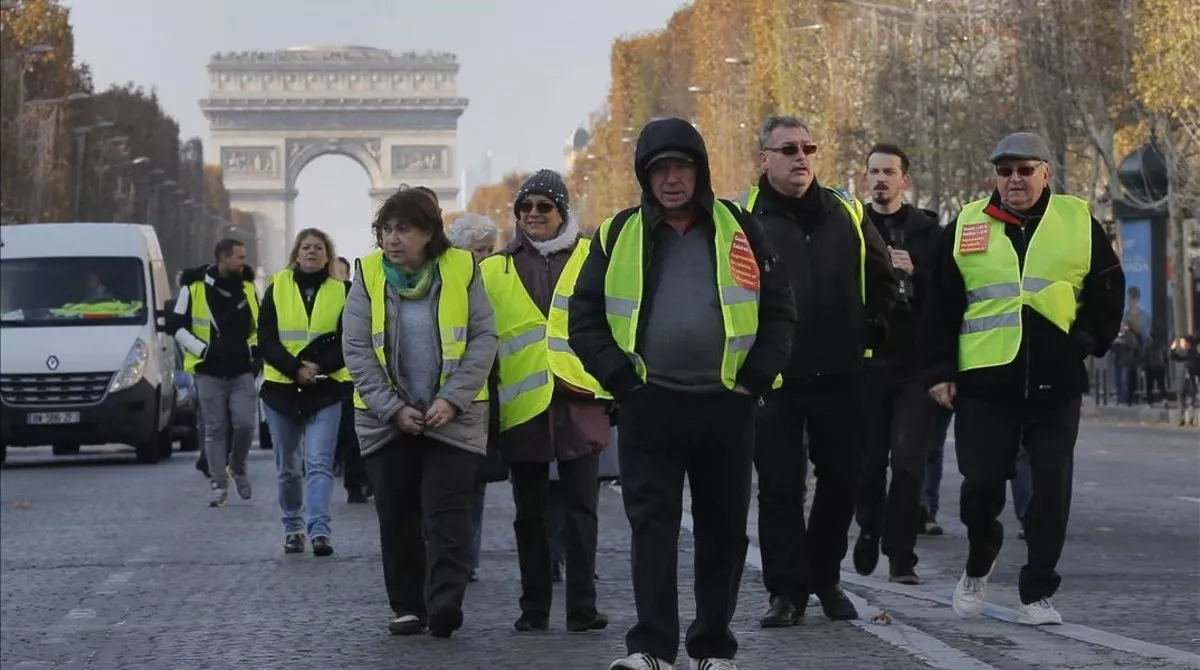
[182,279,259,374]
[596,202,758,390]
[952,194,1092,372]
[480,240,610,432]
[351,249,488,410]
[741,186,873,361]
[262,270,352,384]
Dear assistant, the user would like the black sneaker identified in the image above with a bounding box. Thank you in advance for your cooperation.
[428,605,463,638]
[312,537,334,556]
[388,614,426,636]
[550,561,563,583]
[815,584,859,621]
[514,612,550,632]
[759,595,800,628]
[888,560,920,585]
[566,610,609,632]
[347,487,370,504]
[853,533,880,576]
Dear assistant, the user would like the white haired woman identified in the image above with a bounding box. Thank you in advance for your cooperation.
[258,228,350,556]
[447,212,503,582]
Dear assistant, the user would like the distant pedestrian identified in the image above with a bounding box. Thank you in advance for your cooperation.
[330,255,370,503]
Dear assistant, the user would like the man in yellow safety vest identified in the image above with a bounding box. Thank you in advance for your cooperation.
[569,117,797,670]
[922,132,1124,626]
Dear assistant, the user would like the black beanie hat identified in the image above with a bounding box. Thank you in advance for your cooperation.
[513,169,570,222]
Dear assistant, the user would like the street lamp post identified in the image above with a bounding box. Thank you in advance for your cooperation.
[73,119,115,220]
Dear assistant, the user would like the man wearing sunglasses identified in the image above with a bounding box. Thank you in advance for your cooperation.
[570,117,796,670]
[921,132,1124,626]
[743,116,896,628]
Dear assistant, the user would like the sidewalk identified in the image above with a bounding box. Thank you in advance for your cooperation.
[1082,396,1193,425]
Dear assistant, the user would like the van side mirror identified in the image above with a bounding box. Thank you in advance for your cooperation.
[156,299,175,334]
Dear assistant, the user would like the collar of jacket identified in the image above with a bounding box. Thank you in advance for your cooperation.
[754,174,830,216]
[984,187,1052,225]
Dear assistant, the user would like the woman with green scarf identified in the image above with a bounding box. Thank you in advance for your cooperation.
[342,188,498,639]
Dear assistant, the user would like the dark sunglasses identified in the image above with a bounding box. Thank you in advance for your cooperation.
[995,165,1041,178]
[764,143,818,156]
[518,201,555,214]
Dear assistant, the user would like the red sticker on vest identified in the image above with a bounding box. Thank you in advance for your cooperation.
[958,222,990,254]
[729,232,761,291]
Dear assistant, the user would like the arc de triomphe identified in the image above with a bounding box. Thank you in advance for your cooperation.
[200,45,468,274]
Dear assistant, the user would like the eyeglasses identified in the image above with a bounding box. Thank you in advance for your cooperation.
[764,143,818,156]
[518,201,555,214]
[995,165,1041,178]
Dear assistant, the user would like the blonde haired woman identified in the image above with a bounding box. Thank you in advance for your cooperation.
[258,228,351,556]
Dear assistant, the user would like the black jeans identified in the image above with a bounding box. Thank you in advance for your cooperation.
[955,394,1080,604]
[856,375,935,566]
[336,397,368,493]
[755,377,866,599]
[364,435,481,619]
[509,452,601,620]
[618,384,756,664]
[923,406,953,518]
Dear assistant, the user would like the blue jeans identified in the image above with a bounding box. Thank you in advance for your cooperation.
[923,406,952,518]
[264,402,341,539]
[1011,447,1032,522]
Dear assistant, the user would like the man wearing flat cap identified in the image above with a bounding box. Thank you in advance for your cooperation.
[921,132,1124,626]
[570,117,796,670]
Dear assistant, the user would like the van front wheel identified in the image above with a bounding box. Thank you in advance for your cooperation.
[135,426,170,464]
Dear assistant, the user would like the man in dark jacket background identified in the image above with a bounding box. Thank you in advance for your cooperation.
[570,117,795,670]
[922,132,1124,626]
[851,143,942,585]
[745,116,897,627]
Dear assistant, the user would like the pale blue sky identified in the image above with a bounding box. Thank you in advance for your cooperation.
[64,0,688,259]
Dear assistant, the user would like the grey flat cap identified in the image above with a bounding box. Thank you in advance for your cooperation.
[989,132,1052,164]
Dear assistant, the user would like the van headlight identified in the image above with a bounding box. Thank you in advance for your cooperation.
[109,338,149,393]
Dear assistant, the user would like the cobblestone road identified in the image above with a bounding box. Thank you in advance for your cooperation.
[1,420,1197,669]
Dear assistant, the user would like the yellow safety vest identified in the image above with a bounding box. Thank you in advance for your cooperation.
[597,201,764,391]
[183,279,259,374]
[51,301,144,317]
[262,269,352,384]
[351,249,488,410]
[742,185,873,360]
[952,194,1092,371]
[479,240,611,432]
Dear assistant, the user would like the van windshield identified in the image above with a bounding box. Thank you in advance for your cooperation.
[0,257,148,327]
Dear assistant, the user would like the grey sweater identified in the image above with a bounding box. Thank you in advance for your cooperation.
[342,260,498,457]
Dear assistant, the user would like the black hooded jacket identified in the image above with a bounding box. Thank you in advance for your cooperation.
[169,264,259,379]
[747,175,898,383]
[865,203,941,370]
[568,118,797,399]
[920,188,1125,400]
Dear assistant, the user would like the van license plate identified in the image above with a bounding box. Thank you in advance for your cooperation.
[28,412,80,425]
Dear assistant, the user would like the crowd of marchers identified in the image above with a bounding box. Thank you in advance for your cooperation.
[168,114,1126,670]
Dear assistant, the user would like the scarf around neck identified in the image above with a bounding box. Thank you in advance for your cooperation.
[383,258,433,299]
[525,215,581,257]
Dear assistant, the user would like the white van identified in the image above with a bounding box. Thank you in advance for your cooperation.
[0,223,177,464]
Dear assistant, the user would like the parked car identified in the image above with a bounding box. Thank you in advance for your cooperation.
[170,343,200,452]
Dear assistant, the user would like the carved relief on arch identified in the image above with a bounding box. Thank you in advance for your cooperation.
[221,146,279,177]
[284,137,384,187]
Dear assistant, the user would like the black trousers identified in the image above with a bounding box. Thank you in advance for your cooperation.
[364,435,481,619]
[509,452,601,620]
[618,384,756,664]
[755,378,866,599]
[955,394,1080,604]
[855,374,935,566]
[336,397,368,492]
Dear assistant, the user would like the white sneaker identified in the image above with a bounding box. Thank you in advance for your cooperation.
[952,560,996,618]
[610,654,673,670]
[1018,598,1063,625]
[690,659,738,670]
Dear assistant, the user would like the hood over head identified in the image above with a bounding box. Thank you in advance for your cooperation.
[634,117,714,212]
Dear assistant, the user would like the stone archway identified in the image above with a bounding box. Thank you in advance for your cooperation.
[200,45,468,275]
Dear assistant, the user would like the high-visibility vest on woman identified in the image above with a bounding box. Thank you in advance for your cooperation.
[351,248,488,410]
[597,201,765,391]
[479,240,611,432]
[262,269,352,384]
[183,279,259,374]
[952,194,1092,372]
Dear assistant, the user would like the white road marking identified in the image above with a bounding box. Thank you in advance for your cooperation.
[609,482,1200,669]
[840,572,1200,668]
[1176,496,1200,504]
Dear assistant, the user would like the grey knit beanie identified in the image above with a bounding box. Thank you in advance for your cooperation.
[514,169,570,222]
